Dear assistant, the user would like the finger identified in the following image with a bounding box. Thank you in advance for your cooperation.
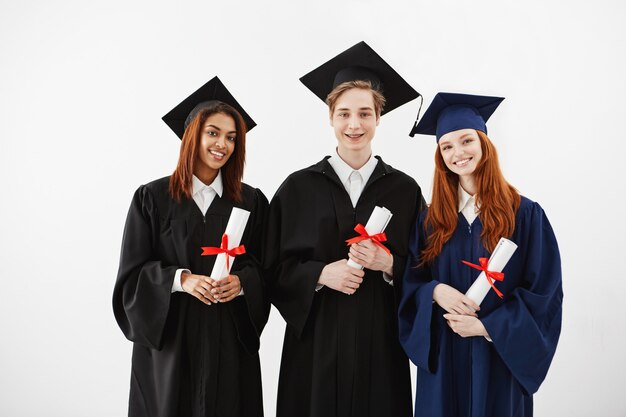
[443,313,459,321]
[349,249,366,263]
[344,281,360,290]
[203,276,217,287]
[221,289,240,303]
[192,290,211,305]
[213,282,236,300]
[199,282,213,293]
[348,253,362,264]
[211,286,226,300]
[212,282,230,293]
[458,303,477,316]
[350,245,368,257]
[347,275,364,284]
[352,268,365,278]
[211,278,229,287]
[204,290,218,303]
[463,298,481,312]
[199,286,218,303]
[358,240,375,250]
[220,285,241,302]
[460,300,479,317]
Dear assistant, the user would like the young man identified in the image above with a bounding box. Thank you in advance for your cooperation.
[265,41,425,417]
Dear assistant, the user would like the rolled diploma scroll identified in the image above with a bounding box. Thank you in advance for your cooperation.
[210,207,251,281]
[347,206,393,270]
[465,237,518,305]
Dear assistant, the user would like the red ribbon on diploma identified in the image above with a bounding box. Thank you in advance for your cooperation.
[461,257,505,299]
[201,234,246,270]
[345,224,391,255]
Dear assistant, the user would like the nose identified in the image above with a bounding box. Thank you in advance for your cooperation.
[348,115,360,129]
[214,134,226,148]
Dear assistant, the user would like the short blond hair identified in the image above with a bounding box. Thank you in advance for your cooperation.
[325,80,386,116]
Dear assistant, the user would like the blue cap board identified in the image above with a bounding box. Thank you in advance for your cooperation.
[410,92,504,141]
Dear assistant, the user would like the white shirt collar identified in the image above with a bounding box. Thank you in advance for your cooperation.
[192,171,223,198]
[457,184,474,213]
[327,150,378,186]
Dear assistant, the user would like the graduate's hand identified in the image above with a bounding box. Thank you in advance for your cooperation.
[318,259,365,295]
[443,314,489,338]
[210,274,241,303]
[181,272,218,305]
[348,239,394,275]
[433,283,480,316]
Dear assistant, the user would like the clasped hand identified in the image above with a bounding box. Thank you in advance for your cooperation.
[434,283,489,338]
[181,272,241,305]
[318,259,364,295]
[348,239,393,275]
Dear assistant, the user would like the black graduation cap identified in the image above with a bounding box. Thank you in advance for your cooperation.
[299,41,420,115]
[162,76,256,139]
[409,92,504,141]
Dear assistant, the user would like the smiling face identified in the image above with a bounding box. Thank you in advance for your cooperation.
[194,112,237,182]
[438,128,483,180]
[330,87,380,155]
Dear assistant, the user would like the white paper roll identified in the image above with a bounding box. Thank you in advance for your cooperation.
[465,237,518,305]
[210,207,251,280]
[347,206,393,270]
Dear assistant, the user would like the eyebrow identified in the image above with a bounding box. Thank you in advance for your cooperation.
[206,124,237,134]
[335,107,375,112]
[440,133,475,146]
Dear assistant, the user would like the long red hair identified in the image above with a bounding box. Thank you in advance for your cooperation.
[169,102,247,203]
[420,131,520,265]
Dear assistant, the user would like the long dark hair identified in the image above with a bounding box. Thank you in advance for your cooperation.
[169,102,247,203]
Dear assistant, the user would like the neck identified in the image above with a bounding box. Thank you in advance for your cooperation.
[336,146,371,170]
[194,165,219,186]
[459,175,477,196]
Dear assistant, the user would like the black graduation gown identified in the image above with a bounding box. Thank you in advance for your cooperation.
[113,176,269,417]
[265,156,424,417]
[398,197,563,417]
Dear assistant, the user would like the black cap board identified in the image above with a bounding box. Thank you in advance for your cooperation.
[299,41,420,115]
[162,76,256,139]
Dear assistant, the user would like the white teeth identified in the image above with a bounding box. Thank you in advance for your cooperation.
[210,150,225,157]
[455,158,471,166]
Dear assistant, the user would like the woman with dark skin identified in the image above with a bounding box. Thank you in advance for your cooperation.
[113,77,269,417]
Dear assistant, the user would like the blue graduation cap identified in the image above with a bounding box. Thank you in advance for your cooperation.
[162,76,256,140]
[409,92,504,141]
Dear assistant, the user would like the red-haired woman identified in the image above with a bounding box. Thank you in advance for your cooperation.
[113,77,268,417]
[399,93,562,417]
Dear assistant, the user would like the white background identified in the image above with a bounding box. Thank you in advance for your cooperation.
[1,0,624,416]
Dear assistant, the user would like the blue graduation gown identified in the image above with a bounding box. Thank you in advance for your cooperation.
[398,196,562,417]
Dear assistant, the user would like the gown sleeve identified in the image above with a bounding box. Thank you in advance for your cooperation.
[480,202,563,395]
[390,193,427,295]
[264,179,326,339]
[397,209,441,373]
[112,185,179,350]
[230,188,271,343]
